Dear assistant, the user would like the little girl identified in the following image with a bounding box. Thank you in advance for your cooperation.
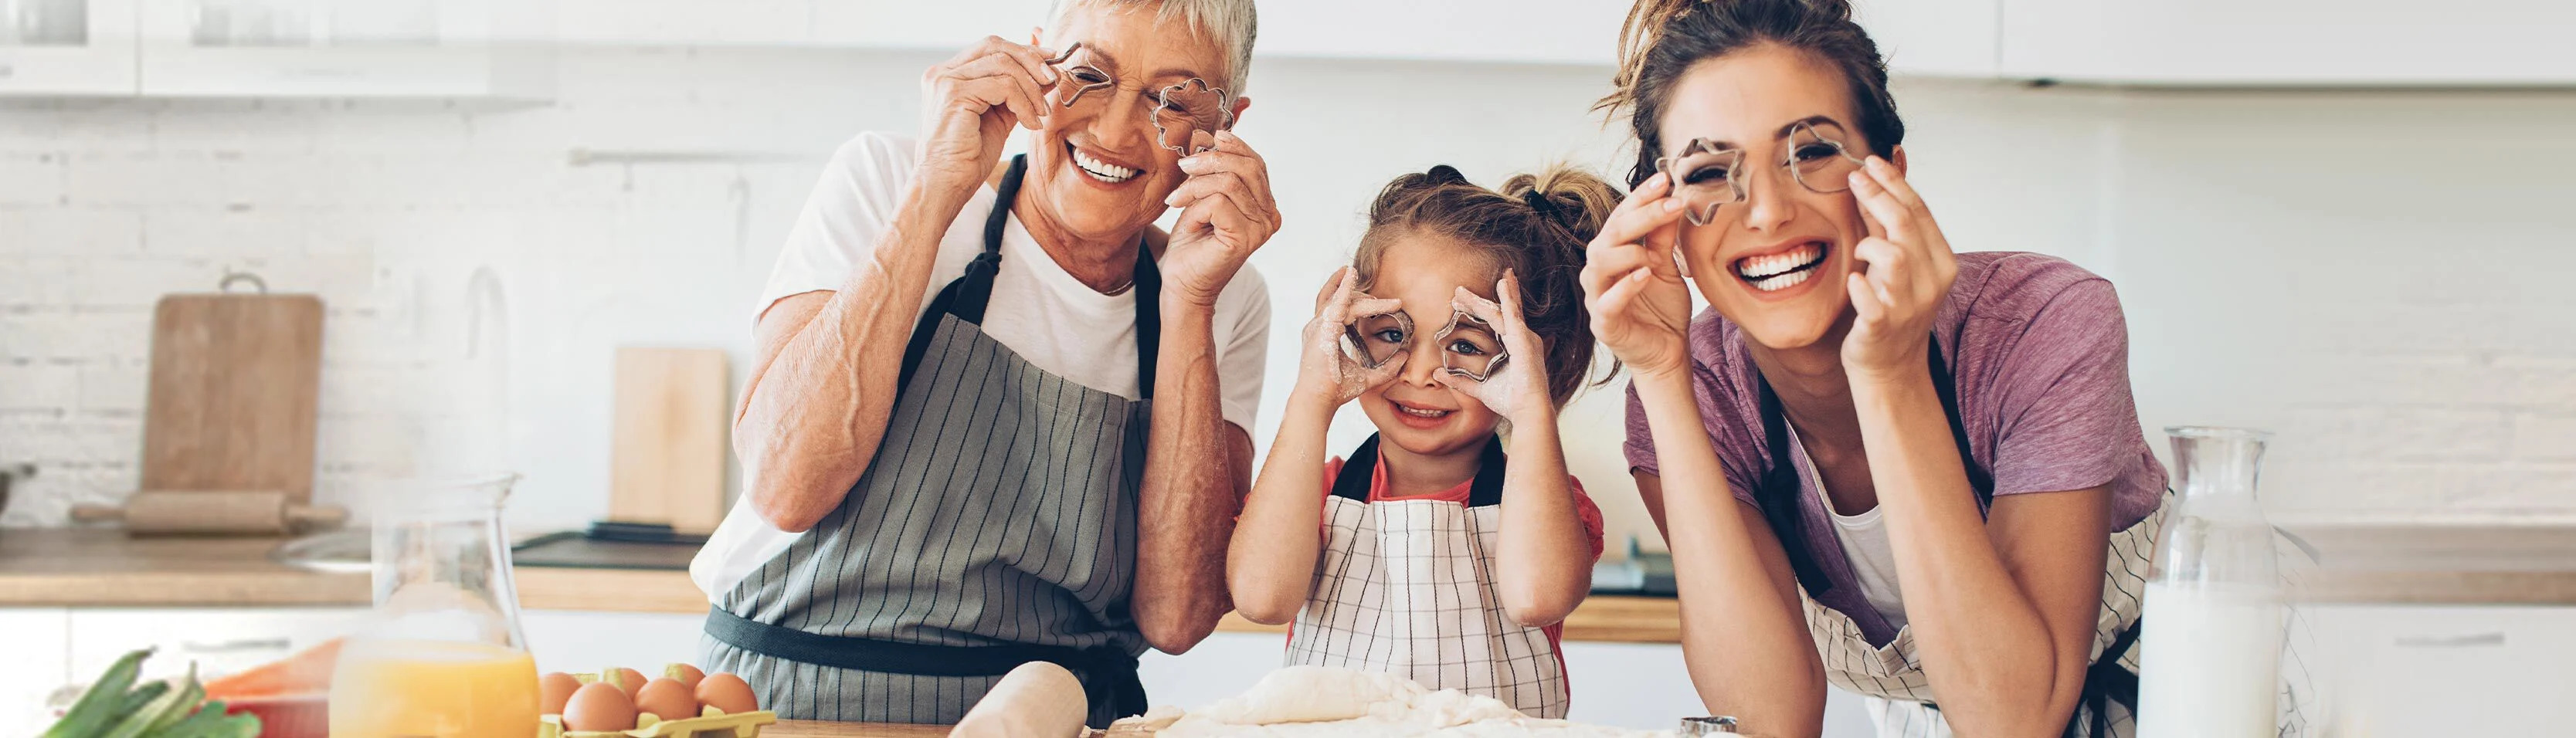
[1227,164,1619,719]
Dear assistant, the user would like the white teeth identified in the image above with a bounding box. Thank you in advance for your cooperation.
[1397,405,1451,418]
[1071,147,1136,182]
[1734,243,1825,280]
[1750,269,1814,293]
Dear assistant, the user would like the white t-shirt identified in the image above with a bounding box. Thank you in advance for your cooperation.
[691,131,1272,597]
[1795,427,1910,631]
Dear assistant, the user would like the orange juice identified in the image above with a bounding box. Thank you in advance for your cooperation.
[328,638,540,738]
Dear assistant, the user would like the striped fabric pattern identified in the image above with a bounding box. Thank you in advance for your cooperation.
[1801,494,2169,738]
[701,313,1151,726]
[1285,497,1570,719]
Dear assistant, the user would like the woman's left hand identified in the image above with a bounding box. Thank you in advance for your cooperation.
[1841,156,1959,383]
[1161,130,1282,310]
[1437,270,1554,425]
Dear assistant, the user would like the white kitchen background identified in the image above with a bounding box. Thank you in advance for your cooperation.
[2,0,2574,732]
[5,2,2572,539]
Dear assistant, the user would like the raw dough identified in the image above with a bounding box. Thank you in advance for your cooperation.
[1116,666,1668,737]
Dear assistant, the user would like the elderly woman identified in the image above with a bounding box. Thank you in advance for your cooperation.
[688,0,1274,726]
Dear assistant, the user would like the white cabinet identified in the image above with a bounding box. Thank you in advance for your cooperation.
[1855,0,2001,78]
[0,0,137,95]
[2307,604,2576,734]
[65,607,369,683]
[2000,0,2576,86]
[520,609,711,675]
[1,0,551,99]
[0,608,72,730]
[131,0,551,99]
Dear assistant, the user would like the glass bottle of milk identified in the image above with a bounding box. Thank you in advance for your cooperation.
[2136,426,2283,738]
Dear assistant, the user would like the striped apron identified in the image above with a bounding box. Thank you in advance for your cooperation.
[701,154,1156,727]
[1751,339,2153,738]
[1284,435,1573,719]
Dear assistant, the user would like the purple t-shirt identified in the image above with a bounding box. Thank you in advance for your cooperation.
[1623,252,2167,645]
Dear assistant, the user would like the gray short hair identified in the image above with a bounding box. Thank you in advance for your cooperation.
[1045,0,1257,95]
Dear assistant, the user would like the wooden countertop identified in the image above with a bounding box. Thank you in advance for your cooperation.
[0,529,1684,640]
[765,721,949,737]
[8,523,2576,625]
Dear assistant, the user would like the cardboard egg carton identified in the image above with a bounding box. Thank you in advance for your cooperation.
[539,707,778,738]
[538,669,776,738]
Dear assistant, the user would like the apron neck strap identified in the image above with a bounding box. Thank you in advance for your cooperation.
[1753,335,1989,598]
[1330,433,1509,506]
[895,154,1162,398]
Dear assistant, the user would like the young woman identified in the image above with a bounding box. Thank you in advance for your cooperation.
[1229,165,1615,718]
[1582,1,2170,736]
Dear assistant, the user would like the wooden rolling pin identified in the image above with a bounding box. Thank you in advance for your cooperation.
[950,662,1088,738]
[70,490,347,537]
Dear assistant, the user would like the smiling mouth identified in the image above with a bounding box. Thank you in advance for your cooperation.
[1391,400,1453,419]
[1733,242,1830,293]
[1067,142,1139,184]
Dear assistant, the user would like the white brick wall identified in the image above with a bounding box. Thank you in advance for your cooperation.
[0,48,2571,535]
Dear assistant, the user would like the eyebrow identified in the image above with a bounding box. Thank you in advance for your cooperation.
[1067,46,1213,85]
[1679,115,1850,151]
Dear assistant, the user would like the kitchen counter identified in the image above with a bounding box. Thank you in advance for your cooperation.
[8,523,2575,625]
[0,529,1684,640]
[765,721,950,737]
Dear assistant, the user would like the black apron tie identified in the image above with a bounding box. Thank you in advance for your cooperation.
[703,608,1149,721]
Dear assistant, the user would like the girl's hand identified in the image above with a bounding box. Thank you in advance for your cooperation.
[1580,172,1696,380]
[1294,267,1407,407]
[1435,270,1553,424]
[1840,157,1959,384]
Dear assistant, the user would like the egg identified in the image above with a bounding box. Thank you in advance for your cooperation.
[562,681,638,732]
[607,667,649,696]
[665,663,706,691]
[633,678,700,722]
[694,672,758,715]
[538,672,582,716]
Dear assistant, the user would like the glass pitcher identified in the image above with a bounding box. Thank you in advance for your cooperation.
[329,473,541,738]
[2136,427,2282,738]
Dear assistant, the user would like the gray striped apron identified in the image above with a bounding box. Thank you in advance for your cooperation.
[701,154,1156,727]
[1751,338,2147,738]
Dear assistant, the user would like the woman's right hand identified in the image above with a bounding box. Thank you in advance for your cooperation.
[915,35,1061,196]
[1295,267,1408,408]
[1580,171,1697,380]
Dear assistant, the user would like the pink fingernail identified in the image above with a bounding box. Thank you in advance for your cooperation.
[1661,199,1682,212]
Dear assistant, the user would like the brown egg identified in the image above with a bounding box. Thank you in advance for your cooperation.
[664,663,707,691]
[633,677,699,722]
[607,667,649,696]
[694,672,758,715]
[538,672,583,716]
[562,681,638,732]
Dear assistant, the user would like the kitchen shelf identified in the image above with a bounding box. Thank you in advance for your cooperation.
[0,0,139,96]
[133,42,550,100]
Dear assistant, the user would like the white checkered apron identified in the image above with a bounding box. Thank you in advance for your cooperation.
[1281,435,1570,719]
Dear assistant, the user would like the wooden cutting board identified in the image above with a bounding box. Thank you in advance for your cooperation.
[609,347,730,533]
[141,293,325,503]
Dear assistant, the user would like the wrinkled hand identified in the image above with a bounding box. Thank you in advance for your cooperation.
[1579,172,1696,380]
[1434,270,1554,423]
[916,34,1059,196]
[1839,157,1958,382]
[1160,130,1281,309]
[1294,268,1407,407]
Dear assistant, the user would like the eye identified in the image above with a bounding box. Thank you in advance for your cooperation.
[1682,165,1733,186]
[1068,66,1111,85]
[1793,143,1841,163]
[1370,328,1406,344]
[1446,339,1486,356]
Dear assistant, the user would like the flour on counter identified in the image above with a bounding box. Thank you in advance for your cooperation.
[1117,666,1670,737]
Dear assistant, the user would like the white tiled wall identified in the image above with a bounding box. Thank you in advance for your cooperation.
[1,46,2571,537]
